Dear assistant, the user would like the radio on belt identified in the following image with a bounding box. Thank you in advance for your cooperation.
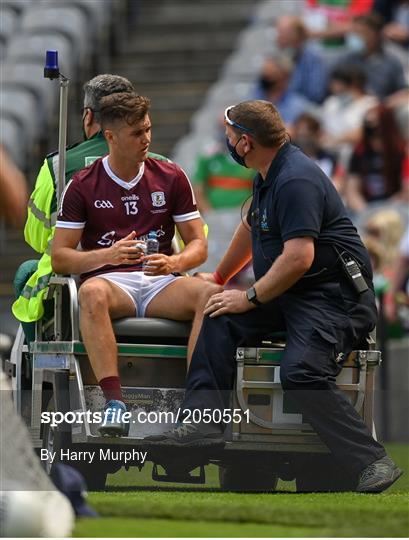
[339,250,369,294]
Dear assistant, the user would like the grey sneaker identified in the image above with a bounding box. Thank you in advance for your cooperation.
[356,456,403,493]
[144,422,224,447]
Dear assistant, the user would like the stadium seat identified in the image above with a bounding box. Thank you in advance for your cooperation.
[0,116,26,169]
[0,6,19,45]
[39,0,113,37]
[238,26,277,56]
[1,0,33,16]
[222,50,267,80]
[203,80,254,109]
[6,33,74,78]
[20,5,89,67]
[1,61,58,121]
[0,86,42,146]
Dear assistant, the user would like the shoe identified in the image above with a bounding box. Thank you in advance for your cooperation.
[98,399,129,437]
[144,422,224,447]
[356,456,403,493]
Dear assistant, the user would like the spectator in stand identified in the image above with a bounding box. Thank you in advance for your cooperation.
[363,209,406,323]
[292,113,338,179]
[252,56,313,134]
[339,13,408,100]
[303,0,373,44]
[345,105,406,213]
[321,65,378,155]
[384,223,409,323]
[372,0,409,49]
[0,145,29,229]
[192,120,255,214]
[274,15,329,104]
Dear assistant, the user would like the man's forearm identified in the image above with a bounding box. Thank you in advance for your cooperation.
[172,239,207,273]
[254,251,311,303]
[216,221,252,283]
[52,247,110,275]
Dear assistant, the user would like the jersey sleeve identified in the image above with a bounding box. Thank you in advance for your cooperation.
[276,178,324,241]
[55,175,86,229]
[172,166,201,222]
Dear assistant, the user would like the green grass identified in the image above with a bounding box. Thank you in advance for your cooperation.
[74,444,409,538]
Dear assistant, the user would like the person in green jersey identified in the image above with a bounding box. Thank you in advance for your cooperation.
[12,74,169,333]
[192,122,255,213]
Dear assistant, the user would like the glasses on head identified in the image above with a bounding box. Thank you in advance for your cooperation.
[224,106,253,133]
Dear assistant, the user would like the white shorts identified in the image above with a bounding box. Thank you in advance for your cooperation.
[98,271,182,317]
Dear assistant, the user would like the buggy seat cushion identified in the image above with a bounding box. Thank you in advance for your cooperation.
[112,317,191,339]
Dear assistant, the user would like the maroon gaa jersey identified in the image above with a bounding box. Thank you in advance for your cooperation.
[56,155,200,281]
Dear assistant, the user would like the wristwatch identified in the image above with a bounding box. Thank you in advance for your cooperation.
[246,286,262,306]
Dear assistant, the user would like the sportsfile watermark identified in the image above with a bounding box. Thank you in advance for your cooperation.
[40,408,250,428]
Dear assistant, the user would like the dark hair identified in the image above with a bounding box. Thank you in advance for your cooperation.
[330,64,367,91]
[99,92,150,130]
[294,112,321,133]
[229,100,287,148]
[355,105,405,198]
[83,74,135,123]
[353,13,384,32]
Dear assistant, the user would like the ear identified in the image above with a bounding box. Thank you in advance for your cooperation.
[242,134,253,151]
[104,128,114,145]
[83,108,93,129]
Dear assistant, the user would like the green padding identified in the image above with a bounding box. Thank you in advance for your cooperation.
[74,342,187,358]
[258,350,284,363]
[13,259,39,298]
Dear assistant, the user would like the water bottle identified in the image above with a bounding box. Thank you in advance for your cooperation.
[143,230,159,273]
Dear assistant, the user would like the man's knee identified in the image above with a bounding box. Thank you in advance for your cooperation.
[196,282,223,308]
[78,279,110,313]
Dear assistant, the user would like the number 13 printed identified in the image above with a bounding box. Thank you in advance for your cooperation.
[124,201,138,215]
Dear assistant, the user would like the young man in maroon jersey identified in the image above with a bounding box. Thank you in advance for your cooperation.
[52,92,221,436]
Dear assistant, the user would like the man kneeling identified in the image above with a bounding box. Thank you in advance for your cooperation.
[52,92,220,436]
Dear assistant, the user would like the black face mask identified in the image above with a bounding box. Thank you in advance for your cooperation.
[226,136,248,167]
[364,122,378,138]
[259,76,278,92]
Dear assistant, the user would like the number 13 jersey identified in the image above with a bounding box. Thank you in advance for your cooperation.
[56,155,200,281]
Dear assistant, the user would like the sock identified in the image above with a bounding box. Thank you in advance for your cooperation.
[99,376,123,403]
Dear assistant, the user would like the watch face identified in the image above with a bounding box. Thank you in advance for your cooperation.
[247,287,256,302]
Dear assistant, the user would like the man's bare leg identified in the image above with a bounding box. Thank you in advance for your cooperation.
[145,277,222,365]
[78,277,136,381]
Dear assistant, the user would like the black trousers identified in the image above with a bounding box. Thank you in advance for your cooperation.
[183,279,386,475]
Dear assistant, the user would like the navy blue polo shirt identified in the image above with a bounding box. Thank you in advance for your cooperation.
[248,143,372,288]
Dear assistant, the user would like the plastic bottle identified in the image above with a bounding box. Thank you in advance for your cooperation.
[143,230,159,272]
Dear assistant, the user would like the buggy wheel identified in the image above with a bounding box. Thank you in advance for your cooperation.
[219,461,278,492]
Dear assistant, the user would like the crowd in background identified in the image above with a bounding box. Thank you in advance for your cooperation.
[191,0,409,333]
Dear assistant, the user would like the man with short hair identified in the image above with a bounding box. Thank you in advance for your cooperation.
[275,15,328,104]
[52,92,219,437]
[340,13,408,100]
[150,100,403,493]
[13,74,167,328]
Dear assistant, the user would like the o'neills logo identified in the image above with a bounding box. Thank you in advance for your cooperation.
[121,194,140,202]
